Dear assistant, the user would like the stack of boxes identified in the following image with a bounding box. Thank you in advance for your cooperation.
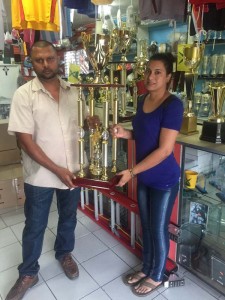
[0,121,25,210]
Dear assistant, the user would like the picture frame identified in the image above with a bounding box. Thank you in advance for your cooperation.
[189,201,209,228]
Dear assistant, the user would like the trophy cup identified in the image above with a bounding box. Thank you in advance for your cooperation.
[81,32,117,84]
[210,54,219,77]
[180,43,204,135]
[200,82,225,143]
[114,27,135,62]
[217,54,225,77]
[110,27,136,121]
[201,55,210,77]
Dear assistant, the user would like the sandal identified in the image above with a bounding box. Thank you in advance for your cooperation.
[122,272,146,286]
[131,279,162,297]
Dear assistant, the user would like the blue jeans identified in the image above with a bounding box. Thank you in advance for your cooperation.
[18,183,81,276]
[137,181,179,282]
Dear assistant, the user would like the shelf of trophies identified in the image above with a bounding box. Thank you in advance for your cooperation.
[177,144,225,294]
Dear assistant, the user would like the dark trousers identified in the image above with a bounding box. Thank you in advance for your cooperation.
[137,181,179,281]
[18,183,80,276]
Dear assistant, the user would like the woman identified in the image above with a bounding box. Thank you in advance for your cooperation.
[112,53,184,297]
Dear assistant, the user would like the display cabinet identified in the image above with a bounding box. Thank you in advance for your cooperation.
[176,133,225,295]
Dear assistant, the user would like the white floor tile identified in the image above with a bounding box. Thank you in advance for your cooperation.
[46,265,99,300]
[47,211,59,229]
[75,221,92,239]
[81,288,111,300]
[39,250,61,281]
[23,282,56,300]
[111,243,141,268]
[77,208,86,219]
[41,229,55,254]
[73,233,108,263]
[1,208,25,226]
[1,205,225,300]
[0,217,6,230]
[0,227,17,248]
[10,222,24,241]
[162,276,218,300]
[0,243,22,272]
[184,271,221,298]
[79,215,101,232]
[82,249,130,286]
[49,201,57,212]
[93,228,119,248]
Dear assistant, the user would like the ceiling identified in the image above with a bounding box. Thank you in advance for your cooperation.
[3,0,139,33]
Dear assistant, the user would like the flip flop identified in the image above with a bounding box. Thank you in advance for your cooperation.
[122,272,146,286]
[131,279,162,297]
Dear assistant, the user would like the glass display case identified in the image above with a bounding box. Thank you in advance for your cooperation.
[178,144,225,294]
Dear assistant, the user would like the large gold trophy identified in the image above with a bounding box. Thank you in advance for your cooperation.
[81,32,117,84]
[200,83,225,143]
[180,43,205,135]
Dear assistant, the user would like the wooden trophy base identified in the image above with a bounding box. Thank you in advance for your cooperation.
[180,115,198,135]
[200,121,225,143]
[73,167,121,190]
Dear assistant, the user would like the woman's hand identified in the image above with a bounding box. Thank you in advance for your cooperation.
[116,169,132,187]
[110,124,131,139]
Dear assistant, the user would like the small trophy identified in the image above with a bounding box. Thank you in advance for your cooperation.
[200,83,225,143]
[210,54,219,77]
[201,55,210,77]
[180,43,204,135]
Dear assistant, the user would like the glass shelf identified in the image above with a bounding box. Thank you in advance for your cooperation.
[178,146,225,294]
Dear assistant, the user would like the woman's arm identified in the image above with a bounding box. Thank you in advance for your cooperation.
[116,127,179,187]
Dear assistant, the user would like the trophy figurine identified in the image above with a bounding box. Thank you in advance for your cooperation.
[200,83,225,143]
[180,43,204,135]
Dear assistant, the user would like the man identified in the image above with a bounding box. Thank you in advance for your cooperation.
[6,40,94,300]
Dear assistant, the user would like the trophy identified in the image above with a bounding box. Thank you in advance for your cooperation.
[217,54,225,77]
[109,27,136,121]
[72,82,123,189]
[113,27,135,62]
[81,32,117,84]
[201,55,210,76]
[210,54,219,77]
[200,83,225,143]
[180,43,204,135]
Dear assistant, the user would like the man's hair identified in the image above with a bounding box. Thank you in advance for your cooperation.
[30,40,57,56]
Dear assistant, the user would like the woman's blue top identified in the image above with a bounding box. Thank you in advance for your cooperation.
[132,93,184,189]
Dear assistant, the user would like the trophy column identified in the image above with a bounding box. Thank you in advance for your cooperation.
[180,43,205,135]
[200,83,225,143]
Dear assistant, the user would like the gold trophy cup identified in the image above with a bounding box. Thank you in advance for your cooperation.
[200,83,225,143]
[81,33,116,84]
[180,43,204,135]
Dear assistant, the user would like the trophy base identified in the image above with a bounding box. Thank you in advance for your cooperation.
[180,115,198,135]
[73,168,121,190]
[200,121,225,143]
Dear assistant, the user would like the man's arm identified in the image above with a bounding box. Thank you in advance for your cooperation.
[16,132,76,188]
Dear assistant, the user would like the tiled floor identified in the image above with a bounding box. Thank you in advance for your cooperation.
[0,201,225,300]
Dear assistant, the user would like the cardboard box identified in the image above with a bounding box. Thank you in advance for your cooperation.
[0,122,17,151]
[0,179,18,209]
[0,164,25,209]
[0,148,21,165]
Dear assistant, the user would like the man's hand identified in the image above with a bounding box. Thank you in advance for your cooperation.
[86,115,101,129]
[55,166,77,189]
